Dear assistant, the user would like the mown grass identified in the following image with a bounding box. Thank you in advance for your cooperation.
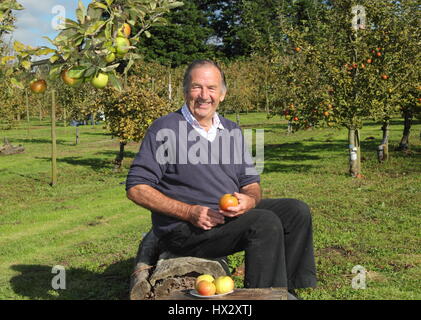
[0,114,420,300]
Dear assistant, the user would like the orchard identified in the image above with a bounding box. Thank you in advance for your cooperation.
[0,0,420,301]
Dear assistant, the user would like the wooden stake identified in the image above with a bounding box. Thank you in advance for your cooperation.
[51,90,57,186]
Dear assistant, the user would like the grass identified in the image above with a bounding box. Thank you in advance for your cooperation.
[0,114,420,300]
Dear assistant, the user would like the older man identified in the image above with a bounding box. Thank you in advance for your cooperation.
[126,60,316,297]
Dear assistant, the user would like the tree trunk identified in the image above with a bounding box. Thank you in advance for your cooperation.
[63,106,67,128]
[348,127,362,177]
[114,141,127,170]
[39,100,43,121]
[397,109,412,151]
[25,89,30,137]
[75,126,79,145]
[377,119,389,162]
[51,90,58,186]
[91,112,96,128]
[236,112,240,126]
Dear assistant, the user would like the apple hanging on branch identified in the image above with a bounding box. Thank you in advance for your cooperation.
[45,0,184,91]
[1,40,54,92]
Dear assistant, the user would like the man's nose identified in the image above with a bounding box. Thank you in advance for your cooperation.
[199,88,210,100]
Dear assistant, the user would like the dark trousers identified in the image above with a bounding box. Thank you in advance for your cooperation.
[158,198,317,289]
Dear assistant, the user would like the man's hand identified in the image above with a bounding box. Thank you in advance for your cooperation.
[188,205,225,230]
[218,192,256,218]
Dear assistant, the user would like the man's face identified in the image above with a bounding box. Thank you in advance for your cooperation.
[184,65,226,123]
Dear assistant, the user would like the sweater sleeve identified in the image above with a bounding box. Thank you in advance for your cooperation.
[125,129,167,191]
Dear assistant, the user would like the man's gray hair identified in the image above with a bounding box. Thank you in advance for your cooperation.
[183,60,227,95]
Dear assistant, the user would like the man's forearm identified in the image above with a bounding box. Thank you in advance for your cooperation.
[240,182,262,207]
[127,184,192,222]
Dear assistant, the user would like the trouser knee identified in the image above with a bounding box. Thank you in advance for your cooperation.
[252,209,283,237]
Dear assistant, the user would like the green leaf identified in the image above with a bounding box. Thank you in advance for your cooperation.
[49,55,60,64]
[100,63,120,73]
[49,65,62,78]
[167,1,184,9]
[84,66,97,78]
[91,2,108,10]
[13,41,26,53]
[105,0,114,6]
[0,56,15,65]
[64,18,80,29]
[36,48,55,56]
[21,60,31,70]
[105,21,113,39]
[85,21,106,36]
[68,66,87,79]
[108,72,123,92]
[10,78,24,90]
[76,0,86,24]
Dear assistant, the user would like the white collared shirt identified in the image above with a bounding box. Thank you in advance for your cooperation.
[181,104,224,142]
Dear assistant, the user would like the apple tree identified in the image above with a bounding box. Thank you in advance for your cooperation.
[47,0,183,91]
[0,0,22,40]
[269,0,420,177]
[94,73,171,169]
[44,0,183,170]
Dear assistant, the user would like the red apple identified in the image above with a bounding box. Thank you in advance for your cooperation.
[30,79,47,94]
[196,281,216,296]
[219,194,239,211]
[195,274,214,288]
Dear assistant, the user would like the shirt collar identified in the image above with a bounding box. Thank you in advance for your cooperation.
[181,104,224,130]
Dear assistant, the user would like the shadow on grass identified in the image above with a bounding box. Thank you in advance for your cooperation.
[241,123,288,131]
[9,260,134,300]
[82,132,112,136]
[96,150,137,158]
[35,156,114,171]
[12,138,70,145]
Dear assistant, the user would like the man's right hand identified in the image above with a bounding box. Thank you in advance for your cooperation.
[188,205,225,230]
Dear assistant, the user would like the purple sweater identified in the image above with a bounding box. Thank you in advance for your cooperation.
[126,109,260,237]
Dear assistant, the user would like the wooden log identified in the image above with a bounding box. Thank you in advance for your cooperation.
[130,229,230,300]
[158,288,288,300]
[129,230,160,300]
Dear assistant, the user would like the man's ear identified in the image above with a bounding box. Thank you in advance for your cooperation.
[220,90,226,102]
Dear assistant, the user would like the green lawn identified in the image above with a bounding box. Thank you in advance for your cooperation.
[0,114,420,300]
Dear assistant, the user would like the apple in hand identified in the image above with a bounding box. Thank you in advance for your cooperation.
[219,194,239,211]
[214,276,235,294]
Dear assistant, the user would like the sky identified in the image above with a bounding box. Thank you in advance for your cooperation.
[6,0,91,48]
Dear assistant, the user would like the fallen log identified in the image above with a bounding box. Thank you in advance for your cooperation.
[0,138,25,156]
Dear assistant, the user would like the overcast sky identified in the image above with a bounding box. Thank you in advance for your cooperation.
[7,0,91,48]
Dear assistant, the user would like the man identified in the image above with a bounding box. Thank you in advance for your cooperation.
[126,60,317,297]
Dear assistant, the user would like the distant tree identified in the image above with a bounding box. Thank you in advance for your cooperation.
[138,0,218,67]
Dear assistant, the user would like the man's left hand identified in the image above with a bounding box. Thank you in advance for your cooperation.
[219,192,256,217]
